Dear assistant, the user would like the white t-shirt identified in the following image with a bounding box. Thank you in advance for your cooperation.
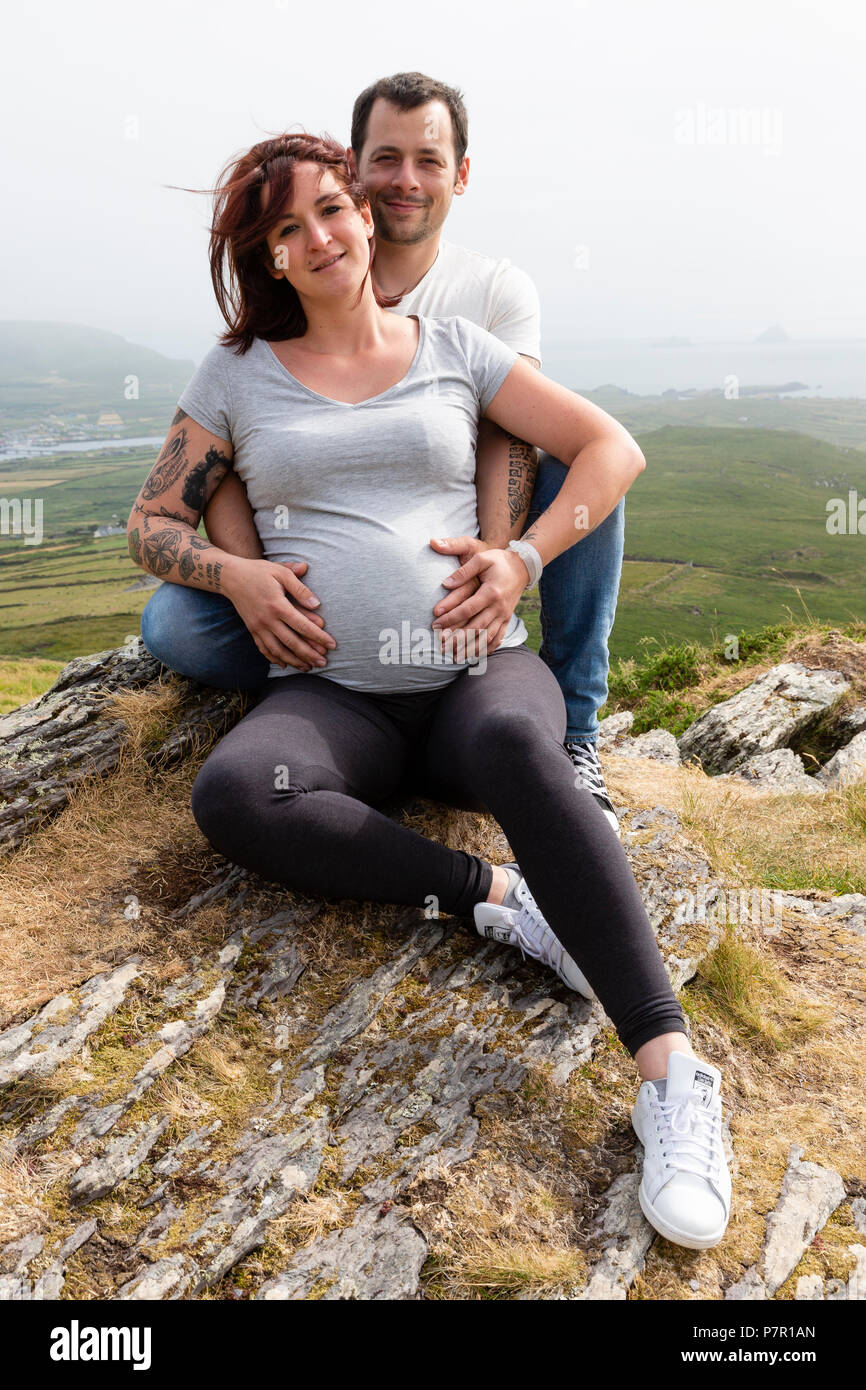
[394,239,542,363]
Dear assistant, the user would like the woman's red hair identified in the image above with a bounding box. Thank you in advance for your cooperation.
[206,132,396,353]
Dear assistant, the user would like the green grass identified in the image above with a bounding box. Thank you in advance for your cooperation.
[603,620,798,733]
[2,413,866,682]
[0,656,65,713]
[687,926,826,1052]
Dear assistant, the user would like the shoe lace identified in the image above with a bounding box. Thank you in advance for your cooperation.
[510,896,568,979]
[651,1092,723,1180]
[565,739,606,795]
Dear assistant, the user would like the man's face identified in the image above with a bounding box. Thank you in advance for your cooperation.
[354,98,469,246]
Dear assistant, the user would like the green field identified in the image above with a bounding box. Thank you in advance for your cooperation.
[2,408,865,689]
[587,388,866,454]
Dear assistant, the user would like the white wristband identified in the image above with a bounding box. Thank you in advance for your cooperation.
[508,538,543,589]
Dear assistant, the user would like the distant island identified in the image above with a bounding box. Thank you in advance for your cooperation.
[754,324,791,344]
[660,381,809,399]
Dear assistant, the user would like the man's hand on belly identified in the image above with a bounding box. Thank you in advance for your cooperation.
[428,536,525,659]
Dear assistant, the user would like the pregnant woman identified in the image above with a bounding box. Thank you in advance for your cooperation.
[127,133,732,1251]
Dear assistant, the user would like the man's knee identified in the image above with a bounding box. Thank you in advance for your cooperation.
[140,583,208,663]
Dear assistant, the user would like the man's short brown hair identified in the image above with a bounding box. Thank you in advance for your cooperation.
[351,71,469,167]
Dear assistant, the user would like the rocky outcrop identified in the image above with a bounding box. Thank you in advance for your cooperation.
[725,1146,848,1299]
[2,638,864,1301]
[0,795,727,1301]
[677,663,850,775]
[605,729,681,765]
[816,731,866,789]
[598,662,865,793]
[0,639,244,853]
[597,711,635,747]
[725,748,823,794]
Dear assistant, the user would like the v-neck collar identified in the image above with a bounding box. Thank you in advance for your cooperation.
[261,316,425,408]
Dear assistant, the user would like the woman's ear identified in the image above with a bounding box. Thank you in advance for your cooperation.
[263,242,286,280]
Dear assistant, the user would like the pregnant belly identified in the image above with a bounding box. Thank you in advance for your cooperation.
[266,532,473,691]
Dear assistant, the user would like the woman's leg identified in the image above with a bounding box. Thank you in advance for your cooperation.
[190,676,494,915]
[419,644,687,1066]
[423,647,733,1252]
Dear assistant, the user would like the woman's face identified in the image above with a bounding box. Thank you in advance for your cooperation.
[264,162,374,301]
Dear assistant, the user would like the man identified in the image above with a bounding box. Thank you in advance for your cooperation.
[141,71,625,831]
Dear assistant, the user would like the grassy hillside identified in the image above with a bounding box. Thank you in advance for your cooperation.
[520,424,866,661]
[1,417,865,689]
[0,321,193,426]
[584,385,866,453]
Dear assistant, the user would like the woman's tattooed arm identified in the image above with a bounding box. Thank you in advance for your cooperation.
[127,410,237,593]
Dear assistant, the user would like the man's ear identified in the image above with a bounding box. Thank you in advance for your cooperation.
[454,154,470,196]
[347,146,359,181]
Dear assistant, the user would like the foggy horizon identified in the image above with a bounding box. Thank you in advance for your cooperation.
[3,0,865,370]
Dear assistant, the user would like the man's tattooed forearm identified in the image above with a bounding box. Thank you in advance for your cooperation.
[138,520,224,591]
[128,526,142,565]
[181,445,231,512]
[141,429,189,501]
[142,526,185,576]
[171,407,189,426]
[507,436,537,527]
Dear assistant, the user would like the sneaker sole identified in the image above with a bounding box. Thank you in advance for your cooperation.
[632,1104,729,1251]
[636,1181,728,1250]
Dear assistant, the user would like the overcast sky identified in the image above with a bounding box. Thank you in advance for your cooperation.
[3,0,864,363]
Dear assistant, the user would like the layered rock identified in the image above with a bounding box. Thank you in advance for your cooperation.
[677,663,849,775]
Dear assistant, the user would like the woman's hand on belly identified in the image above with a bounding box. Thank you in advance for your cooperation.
[428,535,524,659]
[222,556,337,670]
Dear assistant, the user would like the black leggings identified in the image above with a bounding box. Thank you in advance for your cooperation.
[191,644,685,1057]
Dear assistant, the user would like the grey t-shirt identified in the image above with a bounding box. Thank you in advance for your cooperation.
[178,314,528,692]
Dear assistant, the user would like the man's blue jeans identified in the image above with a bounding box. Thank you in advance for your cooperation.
[140,454,624,743]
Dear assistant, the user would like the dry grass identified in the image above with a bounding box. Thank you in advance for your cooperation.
[601,753,866,897]
[410,1150,587,1299]
[690,926,827,1052]
[0,753,220,1026]
[104,682,188,756]
[0,1136,84,1245]
[267,1188,355,1246]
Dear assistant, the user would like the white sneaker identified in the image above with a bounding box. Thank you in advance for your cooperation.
[473,865,595,999]
[631,1051,731,1250]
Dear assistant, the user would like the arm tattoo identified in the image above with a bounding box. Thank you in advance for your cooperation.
[133,512,225,592]
[171,407,189,426]
[507,434,538,527]
[181,444,232,512]
[142,526,186,576]
[128,526,142,565]
[140,429,189,501]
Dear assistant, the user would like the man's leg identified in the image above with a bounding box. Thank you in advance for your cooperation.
[140,581,268,692]
[524,452,624,830]
[525,452,624,742]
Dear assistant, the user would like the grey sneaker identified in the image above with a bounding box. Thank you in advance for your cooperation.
[564,738,621,836]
